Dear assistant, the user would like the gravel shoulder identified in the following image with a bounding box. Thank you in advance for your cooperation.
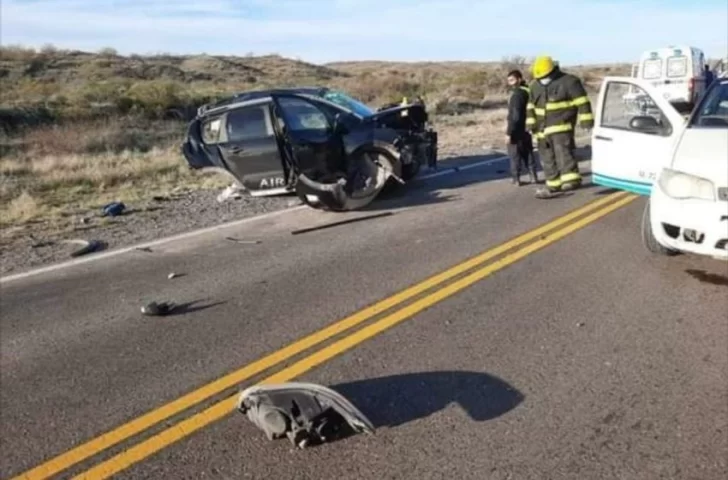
[0,145,487,276]
[0,115,591,277]
[0,189,298,276]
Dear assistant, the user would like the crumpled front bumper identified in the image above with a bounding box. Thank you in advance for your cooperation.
[295,155,396,211]
[650,185,728,260]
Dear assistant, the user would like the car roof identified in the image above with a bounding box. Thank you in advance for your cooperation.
[199,87,329,115]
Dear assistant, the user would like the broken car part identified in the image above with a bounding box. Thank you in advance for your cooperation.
[141,301,174,316]
[102,202,126,217]
[217,184,244,202]
[61,239,105,257]
[225,237,262,244]
[237,382,375,448]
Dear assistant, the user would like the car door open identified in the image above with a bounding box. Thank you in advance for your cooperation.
[216,101,291,195]
[273,94,395,211]
[591,76,686,195]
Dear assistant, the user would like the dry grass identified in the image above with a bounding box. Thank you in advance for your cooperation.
[0,139,228,228]
[0,45,630,229]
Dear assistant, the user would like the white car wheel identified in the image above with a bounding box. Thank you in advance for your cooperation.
[641,201,679,256]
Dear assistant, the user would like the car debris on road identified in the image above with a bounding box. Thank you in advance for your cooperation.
[217,183,244,203]
[225,237,262,244]
[102,202,126,217]
[62,238,106,257]
[237,382,375,449]
[140,301,174,316]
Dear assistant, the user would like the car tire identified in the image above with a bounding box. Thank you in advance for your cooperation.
[641,201,679,256]
[362,149,400,194]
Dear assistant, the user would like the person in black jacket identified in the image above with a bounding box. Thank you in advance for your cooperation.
[505,70,538,186]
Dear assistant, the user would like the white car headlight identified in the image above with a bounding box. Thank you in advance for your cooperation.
[658,168,715,201]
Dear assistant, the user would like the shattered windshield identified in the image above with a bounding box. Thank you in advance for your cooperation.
[322,90,374,118]
[690,81,728,127]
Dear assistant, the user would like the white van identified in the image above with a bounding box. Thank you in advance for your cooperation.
[636,46,707,109]
[716,58,728,78]
[591,76,728,260]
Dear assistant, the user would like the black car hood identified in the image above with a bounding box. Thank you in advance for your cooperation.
[365,103,428,130]
[367,103,426,121]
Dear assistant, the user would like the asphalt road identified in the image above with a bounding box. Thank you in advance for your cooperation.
[1,156,726,480]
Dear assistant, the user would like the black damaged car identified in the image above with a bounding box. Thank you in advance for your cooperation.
[181,87,438,211]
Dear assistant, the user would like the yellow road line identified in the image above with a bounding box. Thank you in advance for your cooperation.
[10,191,627,480]
[72,193,637,480]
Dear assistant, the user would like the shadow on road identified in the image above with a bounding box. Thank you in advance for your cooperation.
[331,370,524,430]
[358,144,609,211]
[685,269,728,287]
[361,152,516,212]
[166,299,227,316]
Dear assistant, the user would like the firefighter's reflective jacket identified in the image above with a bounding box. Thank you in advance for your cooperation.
[526,69,594,140]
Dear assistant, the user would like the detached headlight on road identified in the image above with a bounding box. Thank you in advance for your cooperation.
[658,168,715,201]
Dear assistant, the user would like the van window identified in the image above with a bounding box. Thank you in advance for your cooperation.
[642,59,662,80]
[667,55,688,78]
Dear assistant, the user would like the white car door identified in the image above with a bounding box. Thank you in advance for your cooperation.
[591,76,686,195]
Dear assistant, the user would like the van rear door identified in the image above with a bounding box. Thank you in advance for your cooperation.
[662,49,694,103]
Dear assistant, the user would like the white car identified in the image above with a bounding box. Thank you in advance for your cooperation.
[591,76,728,261]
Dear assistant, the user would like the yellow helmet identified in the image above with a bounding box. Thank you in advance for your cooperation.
[531,56,555,79]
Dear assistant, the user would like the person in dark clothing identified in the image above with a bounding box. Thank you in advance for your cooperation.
[526,56,594,197]
[505,69,538,186]
[704,64,715,88]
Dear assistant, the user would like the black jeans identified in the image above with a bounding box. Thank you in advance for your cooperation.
[507,132,536,178]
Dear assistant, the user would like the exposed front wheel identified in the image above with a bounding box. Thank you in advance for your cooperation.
[401,160,421,181]
[641,201,679,256]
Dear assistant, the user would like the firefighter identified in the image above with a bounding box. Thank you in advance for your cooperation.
[526,56,594,197]
[505,69,537,185]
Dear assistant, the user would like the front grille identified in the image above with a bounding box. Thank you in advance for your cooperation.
[718,187,728,201]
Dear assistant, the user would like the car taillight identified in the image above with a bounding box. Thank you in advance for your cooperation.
[688,77,695,92]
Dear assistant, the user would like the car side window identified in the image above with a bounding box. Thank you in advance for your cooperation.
[601,81,672,135]
[276,97,330,132]
[692,82,728,127]
[201,115,223,144]
[224,105,272,142]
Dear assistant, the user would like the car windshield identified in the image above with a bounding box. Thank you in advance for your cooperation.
[321,90,374,118]
[690,80,728,127]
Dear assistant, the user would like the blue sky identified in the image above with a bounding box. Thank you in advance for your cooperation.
[2,0,727,65]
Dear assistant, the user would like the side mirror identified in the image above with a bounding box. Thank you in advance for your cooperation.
[629,115,662,134]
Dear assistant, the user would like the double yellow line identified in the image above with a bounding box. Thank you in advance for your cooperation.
[12,190,637,480]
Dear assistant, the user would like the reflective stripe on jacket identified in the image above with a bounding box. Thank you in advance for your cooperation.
[526,69,594,139]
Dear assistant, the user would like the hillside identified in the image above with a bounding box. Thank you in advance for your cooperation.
[0,46,631,126]
[0,45,630,233]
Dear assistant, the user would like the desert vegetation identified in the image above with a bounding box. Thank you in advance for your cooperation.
[0,45,630,229]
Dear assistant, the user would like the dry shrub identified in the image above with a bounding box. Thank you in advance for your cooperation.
[0,191,42,225]
[15,118,184,156]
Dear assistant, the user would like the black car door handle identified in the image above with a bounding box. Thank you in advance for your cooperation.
[594,135,612,141]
